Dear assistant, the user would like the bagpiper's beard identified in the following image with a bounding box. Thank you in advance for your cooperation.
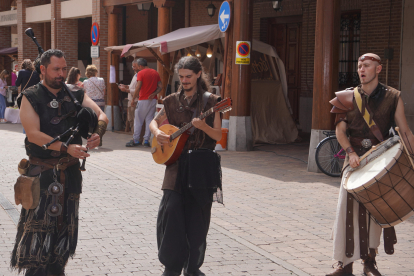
[44,74,64,89]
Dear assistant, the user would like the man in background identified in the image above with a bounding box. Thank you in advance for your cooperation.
[119,59,140,133]
[126,58,162,147]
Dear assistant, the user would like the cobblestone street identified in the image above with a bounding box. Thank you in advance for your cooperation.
[1,123,414,276]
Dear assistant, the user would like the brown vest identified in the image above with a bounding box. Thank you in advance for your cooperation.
[346,84,400,155]
[161,90,221,190]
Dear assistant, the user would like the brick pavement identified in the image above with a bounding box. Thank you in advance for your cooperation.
[1,123,414,276]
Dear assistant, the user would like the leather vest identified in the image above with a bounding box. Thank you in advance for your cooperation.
[163,90,221,152]
[18,83,85,159]
[347,84,400,155]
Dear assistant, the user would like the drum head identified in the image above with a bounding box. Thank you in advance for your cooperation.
[345,143,402,192]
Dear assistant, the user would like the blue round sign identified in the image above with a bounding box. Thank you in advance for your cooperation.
[218,1,231,33]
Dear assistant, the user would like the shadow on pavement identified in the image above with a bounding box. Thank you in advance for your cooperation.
[219,142,342,187]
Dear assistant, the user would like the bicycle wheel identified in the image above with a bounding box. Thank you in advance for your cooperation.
[315,136,345,177]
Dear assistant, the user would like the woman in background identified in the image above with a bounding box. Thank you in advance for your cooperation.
[83,65,106,112]
[66,67,83,91]
[15,59,40,93]
[0,70,9,123]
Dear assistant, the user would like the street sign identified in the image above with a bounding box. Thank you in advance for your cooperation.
[91,22,100,46]
[91,46,100,58]
[218,1,230,33]
[235,41,251,65]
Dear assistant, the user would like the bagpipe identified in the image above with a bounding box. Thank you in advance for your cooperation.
[24,28,98,171]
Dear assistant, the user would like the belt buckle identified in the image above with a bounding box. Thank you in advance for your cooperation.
[361,139,372,149]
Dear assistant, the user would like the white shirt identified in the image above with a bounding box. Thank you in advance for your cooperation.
[83,77,106,106]
[128,73,138,107]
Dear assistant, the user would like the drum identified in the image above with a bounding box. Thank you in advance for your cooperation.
[344,141,414,228]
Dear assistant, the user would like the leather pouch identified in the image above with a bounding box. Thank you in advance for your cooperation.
[14,175,40,210]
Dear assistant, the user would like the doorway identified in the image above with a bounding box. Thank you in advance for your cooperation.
[268,16,302,123]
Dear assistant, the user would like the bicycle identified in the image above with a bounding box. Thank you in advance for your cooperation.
[315,130,346,177]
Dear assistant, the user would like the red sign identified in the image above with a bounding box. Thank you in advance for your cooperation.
[237,42,250,57]
[91,23,100,46]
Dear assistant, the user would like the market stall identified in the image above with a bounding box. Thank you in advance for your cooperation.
[105,24,297,144]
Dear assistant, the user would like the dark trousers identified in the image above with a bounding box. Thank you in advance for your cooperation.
[157,189,212,274]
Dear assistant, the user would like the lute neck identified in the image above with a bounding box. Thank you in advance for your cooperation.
[170,107,214,140]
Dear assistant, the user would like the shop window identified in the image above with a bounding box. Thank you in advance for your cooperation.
[339,12,360,89]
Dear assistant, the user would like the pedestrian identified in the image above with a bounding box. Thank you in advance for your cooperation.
[0,69,9,122]
[118,59,140,133]
[326,53,414,276]
[126,58,162,147]
[15,59,41,93]
[82,64,105,112]
[149,56,223,276]
[66,67,83,91]
[10,49,108,276]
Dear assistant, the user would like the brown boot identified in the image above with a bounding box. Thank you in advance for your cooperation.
[363,257,381,276]
[326,262,353,276]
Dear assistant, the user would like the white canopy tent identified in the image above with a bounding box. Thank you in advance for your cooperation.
[105,24,289,110]
[105,24,297,144]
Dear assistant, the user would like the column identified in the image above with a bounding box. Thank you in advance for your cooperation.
[105,6,122,131]
[17,0,43,66]
[92,0,109,84]
[307,0,340,172]
[157,5,171,99]
[51,0,78,69]
[0,1,12,73]
[228,0,253,151]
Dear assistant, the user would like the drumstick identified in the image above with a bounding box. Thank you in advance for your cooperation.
[359,145,377,162]
[395,126,414,169]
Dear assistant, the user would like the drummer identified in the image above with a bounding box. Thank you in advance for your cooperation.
[327,53,414,276]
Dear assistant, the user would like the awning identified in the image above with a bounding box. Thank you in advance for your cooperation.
[0,47,17,55]
[104,24,288,108]
[105,24,296,144]
[105,24,225,57]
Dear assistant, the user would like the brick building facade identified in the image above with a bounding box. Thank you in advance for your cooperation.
[253,0,403,132]
[0,0,410,134]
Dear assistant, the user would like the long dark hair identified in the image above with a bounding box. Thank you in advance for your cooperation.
[175,56,211,148]
[175,56,211,117]
[175,56,210,94]
[67,67,81,84]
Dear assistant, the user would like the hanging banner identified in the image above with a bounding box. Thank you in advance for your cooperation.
[235,41,251,65]
[110,65,116,83]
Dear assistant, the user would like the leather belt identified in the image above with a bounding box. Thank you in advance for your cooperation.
[349,137,379,149]
[29,156,79,231]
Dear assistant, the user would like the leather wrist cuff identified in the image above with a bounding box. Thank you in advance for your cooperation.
[94,120,107,138]
[60,143,68,154]
[346,146,355,154]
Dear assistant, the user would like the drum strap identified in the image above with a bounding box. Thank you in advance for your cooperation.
[353,87,384,142]
[358,203,369,259]
[345,192,354,258]
[383,227,397,255]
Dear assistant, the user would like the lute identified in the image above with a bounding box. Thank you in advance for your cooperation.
[151,98,232,165]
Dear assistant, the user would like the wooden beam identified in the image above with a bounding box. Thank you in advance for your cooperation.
[105,5,123,14]
[147,47,174,76]
[217,38,224,62]
[311,0,340,130]
[103,0,150,7]
[185,47,195,56]
[153,0,175,8]
[170,50,178,72]
[208,40,219,76]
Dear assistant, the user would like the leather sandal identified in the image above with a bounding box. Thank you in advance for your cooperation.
[363,258,381,276]
[326,262,353,276]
